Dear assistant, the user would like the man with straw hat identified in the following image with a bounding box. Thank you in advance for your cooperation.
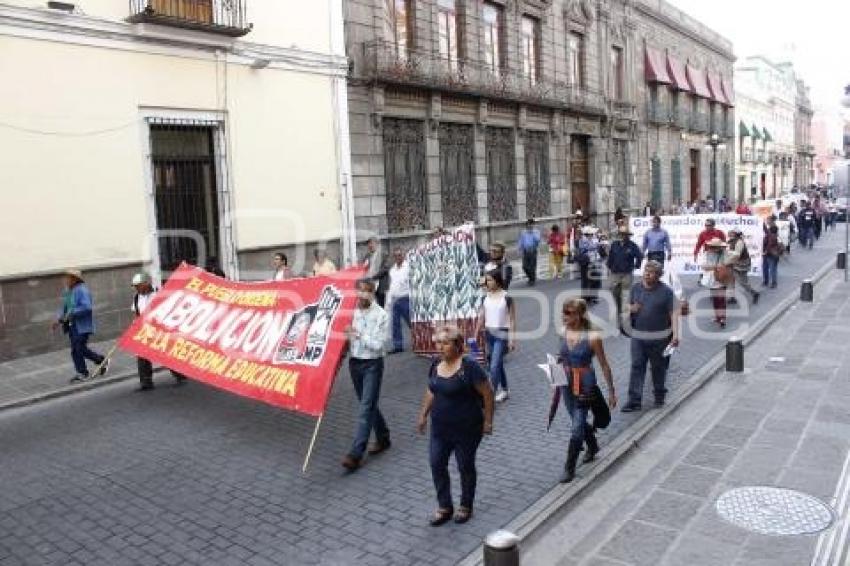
[51,268,109,383]
[607,225,643,334]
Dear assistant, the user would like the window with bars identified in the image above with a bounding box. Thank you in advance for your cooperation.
[650,157,662,209]
[482,2,503,74]
[671,158,682,204]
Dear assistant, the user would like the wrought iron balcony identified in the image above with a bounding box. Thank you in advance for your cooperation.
[128,0,251,37]
[689,111,708,134]
[361,41,606,115]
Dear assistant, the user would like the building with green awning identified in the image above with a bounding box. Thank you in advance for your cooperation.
[739,121,750,137]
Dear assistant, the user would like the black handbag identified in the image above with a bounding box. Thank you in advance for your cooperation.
[589,385,611,430]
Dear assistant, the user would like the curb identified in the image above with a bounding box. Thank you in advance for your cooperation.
[0,367,167,413]
[458,255,838,566]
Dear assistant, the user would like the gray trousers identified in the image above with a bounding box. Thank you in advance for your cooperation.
[609,272,633,320]
[732,269,757,298]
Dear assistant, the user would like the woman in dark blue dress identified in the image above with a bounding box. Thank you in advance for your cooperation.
[417,326,495,526]
[558,298,617,483]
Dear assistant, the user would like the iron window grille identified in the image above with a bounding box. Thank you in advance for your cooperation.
[128,0,252,37]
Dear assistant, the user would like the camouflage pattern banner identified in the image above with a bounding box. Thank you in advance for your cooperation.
[408,223,484,355]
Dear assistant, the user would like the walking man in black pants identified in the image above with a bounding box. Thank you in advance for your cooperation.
[622,261,680,412]
[518,219,541,286]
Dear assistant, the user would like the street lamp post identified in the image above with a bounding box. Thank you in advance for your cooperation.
[706,133,725,205]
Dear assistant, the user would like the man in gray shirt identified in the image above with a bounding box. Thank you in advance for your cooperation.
[622,260,680,412]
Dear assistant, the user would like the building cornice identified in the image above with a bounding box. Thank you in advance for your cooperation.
[0,3,347,77]
[632,2,734,62]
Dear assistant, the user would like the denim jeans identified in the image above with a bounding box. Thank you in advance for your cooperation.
[522,250,538,284]
[391,296,410,351]
[485,329,508,391]
[561,383,593,443]
[69,326,104,376]
[627,339,669,406]
[348,357,390,460]
[801,227,815,249]
[430,432,482,510]
[762,255,778,286]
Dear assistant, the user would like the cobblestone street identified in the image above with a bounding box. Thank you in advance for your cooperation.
[0,229,845,566]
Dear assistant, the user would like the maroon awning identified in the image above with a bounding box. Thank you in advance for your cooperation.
[666,55,691,92]
[686,64,711,98]
[645,47,671,84]
[707,73,726,104]
[720,77,735,107]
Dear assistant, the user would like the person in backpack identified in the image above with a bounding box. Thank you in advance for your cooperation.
[131,273,186,391]
[725,229,760,305]
[762,226,782,289]
[481,241,513,289]
[417,325,494,526]
[474,270,516,403]
[556,298,616,483]
[797,202,816,250]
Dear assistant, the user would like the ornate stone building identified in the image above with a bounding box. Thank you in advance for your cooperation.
[344,0,734,246]
[795,79,815,188]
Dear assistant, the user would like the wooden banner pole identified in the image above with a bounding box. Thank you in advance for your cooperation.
[302,414,325,474]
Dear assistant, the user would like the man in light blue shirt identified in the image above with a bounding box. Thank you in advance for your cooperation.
[342,279,391,471]
[641,216,672,266]
[518,219,542,286]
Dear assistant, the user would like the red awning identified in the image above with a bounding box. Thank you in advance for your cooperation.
[686,64,711,98]
[707,73,726,104]
[666,55,691,92]
[645,47,671,84]
[720,77,735,107]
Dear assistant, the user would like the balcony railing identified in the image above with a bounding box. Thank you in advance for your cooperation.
[647,101,668,125]
[361,41,606,115]
[689,111,708,134]
[128,0,251,36]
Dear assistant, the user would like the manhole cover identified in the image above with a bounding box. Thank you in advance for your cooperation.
[715,487,834,536]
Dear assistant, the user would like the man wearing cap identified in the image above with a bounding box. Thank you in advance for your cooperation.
[131,273,187,391]
[642,216,672,266]
[725,229,760,305]
[52,269,109,383]
[607,226,643,332]
[518,219,541,286]
[693,219,726,261]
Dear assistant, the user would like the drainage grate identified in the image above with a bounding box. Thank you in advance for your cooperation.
[716,487,835,536]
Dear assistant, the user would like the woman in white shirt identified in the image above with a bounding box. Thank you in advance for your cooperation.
[474,271,517,402]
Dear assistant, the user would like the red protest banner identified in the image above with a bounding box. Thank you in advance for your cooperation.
[117,264,362,416]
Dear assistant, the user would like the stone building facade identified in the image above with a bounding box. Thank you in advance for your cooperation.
[794,79,815,188]
[343,0,734,249]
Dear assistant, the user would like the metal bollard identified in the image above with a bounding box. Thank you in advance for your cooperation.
[483,530,520,566]
[838,252,847,270]
[800,279,814,302]
[726,337,744,372]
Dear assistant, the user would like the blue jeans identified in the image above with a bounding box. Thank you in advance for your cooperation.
[430,431,482,510]
[801,227,815,249]
[485,329,508,391]
[762,255,778,286]
[628,339,668,406]
[348,358,390,460]
[391,296,410,351]
[69,326,103,376]
[561,376,595,443]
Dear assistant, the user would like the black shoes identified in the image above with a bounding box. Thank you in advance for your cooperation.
[621,403,642,413]
[367,439,391,456]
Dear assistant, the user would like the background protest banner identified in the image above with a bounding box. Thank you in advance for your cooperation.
[408,223,484,355]
[118,264,361,417]
[629,213,764,276]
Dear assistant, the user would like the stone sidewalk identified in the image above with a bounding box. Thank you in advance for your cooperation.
[523,271,850,566]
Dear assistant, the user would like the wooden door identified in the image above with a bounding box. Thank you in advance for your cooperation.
[570,136,590,213]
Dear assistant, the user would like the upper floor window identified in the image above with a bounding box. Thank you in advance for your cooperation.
[482,1,503,74]
[438,0,460,69]
[128,0,251,36]
[567,31,585,87]
[521,15,540,83]
[610,46,624,100]
[385,0,412,59]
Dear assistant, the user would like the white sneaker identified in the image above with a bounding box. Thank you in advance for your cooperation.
[495,389,509,403]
